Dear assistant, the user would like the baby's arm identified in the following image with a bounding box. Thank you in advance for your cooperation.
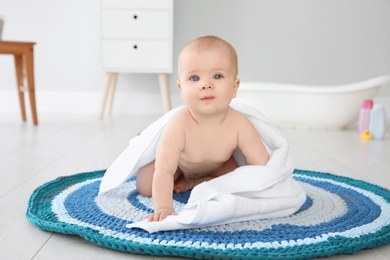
[148,115,185,222]
[237,116,270,165]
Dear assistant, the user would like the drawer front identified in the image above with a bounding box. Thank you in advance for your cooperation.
[102,10,170,39]
[102,0,172,9]
[102,40,172,71]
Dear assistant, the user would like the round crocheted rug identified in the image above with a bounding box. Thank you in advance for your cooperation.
[27,169,390,260]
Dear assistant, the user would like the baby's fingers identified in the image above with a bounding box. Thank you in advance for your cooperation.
[147,213,158,222]
[144,211,176,222]
[143,212,163,222]
[154,211,170,221]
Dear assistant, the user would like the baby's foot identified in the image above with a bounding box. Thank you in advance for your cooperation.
[173,176,195,193]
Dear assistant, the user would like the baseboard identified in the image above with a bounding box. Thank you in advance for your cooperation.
[1,90,389,118]
[0,91,184,115]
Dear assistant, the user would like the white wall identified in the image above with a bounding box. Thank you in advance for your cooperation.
[1,0,389,114]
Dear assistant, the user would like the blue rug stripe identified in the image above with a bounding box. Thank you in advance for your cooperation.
[294,169,390,202]
[62,174,382,243]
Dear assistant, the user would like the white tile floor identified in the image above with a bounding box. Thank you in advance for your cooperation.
[1,112,389,260]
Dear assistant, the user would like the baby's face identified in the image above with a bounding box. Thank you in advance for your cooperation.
[177,46,240,115]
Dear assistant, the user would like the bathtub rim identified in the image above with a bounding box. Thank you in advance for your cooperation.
[239,75,390,94]
[235,75,390,130]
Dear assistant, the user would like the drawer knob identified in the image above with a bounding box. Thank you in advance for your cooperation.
[133,45,138,49]
[133,14,138,20]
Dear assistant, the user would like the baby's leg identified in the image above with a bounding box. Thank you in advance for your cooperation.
[136,161,155,197]
[136,161,183,197]
[212,154,239,177]
[173,155,239,193]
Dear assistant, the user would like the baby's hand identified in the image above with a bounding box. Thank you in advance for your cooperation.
[145,208,177,222]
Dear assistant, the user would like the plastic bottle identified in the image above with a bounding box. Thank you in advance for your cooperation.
[358,99,373,134]
[368,105,386,139]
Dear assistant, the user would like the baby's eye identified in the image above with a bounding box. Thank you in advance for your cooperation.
[213,74,223,79]
[190,75,200,81]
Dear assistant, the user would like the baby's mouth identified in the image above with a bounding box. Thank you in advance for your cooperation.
[201,96,215,101]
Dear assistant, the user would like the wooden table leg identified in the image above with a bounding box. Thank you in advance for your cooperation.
[100,73,112,118]
[159,73,172,112]
[107,73,118,115]
[14,54,26,121]
[24,46,38,125]
[100,73,117,118]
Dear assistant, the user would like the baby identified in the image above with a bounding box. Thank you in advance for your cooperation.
[136,36,270,221]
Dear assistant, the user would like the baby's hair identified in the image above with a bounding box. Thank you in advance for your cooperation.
[179,36,238,76]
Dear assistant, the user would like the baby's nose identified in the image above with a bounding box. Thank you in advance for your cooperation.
[201,81,213,89]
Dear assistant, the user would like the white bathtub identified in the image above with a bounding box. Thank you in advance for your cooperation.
[236,75,390,130]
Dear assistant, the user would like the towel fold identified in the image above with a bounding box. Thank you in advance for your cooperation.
[99,101,306,233]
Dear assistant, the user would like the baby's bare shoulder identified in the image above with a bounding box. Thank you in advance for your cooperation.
[159,108,188,148]
[227,107,251,124]
[163,107,190,131]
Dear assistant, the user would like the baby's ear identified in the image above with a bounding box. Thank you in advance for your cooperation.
[232,78,240,98]
[176,80,182,91]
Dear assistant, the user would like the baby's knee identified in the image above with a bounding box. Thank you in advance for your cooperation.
[135,162,155,197]
[136,180,152,197]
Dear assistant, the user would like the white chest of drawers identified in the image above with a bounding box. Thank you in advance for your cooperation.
[100,0,174,116]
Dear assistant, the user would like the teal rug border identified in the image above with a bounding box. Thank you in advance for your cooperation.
[26,169,390,260]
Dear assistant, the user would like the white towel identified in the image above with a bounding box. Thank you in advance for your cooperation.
[99,101,306,233]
